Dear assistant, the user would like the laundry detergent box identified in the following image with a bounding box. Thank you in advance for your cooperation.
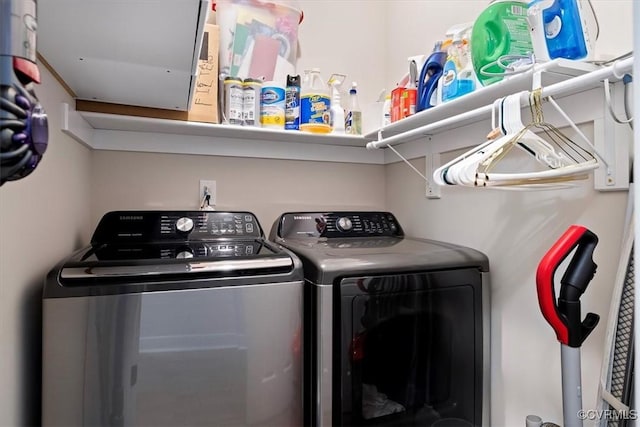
[188,24,220,124]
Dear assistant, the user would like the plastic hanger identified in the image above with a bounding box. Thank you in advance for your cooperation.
[433,97,507,186]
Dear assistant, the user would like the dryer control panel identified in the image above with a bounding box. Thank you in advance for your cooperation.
[91,211,263,244]
[276,212,404,239]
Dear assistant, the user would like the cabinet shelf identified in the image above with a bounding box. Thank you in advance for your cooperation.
[61,104,383,164]
[61,58,631,168]
[79,111,371,147]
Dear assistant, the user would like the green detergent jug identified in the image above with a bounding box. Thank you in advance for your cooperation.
[471,0,533,87]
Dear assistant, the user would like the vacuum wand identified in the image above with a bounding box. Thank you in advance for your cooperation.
[1,0,49,186]
[536,225,600,427]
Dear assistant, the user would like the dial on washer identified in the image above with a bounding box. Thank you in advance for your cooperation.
[176,217,194,233]
[336,217,353,232]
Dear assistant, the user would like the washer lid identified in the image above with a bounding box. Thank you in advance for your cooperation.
[277,236,489,284]
[44,210,304,298]
[270,211,488,283]
[59,239,295,282]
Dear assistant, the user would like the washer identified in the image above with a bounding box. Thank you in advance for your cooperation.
[43,210,304,427]
[270,211,491,427]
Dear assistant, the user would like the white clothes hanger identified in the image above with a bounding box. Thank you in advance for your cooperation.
[475,90,598,187]
[433,98,507,187]
[437,92,564,187]
[433,90,599,190]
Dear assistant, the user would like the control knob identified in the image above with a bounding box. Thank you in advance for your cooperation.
[176,249,194,259]
[336,216,353,232]
[176,217,194,233]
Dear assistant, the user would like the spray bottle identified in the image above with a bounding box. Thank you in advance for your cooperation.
[441,23,476,102]
[345,82,362,135]
[328,74,346,134]
[285,74,301,130]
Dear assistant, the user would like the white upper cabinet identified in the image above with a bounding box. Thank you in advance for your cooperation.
[37,0,209,111]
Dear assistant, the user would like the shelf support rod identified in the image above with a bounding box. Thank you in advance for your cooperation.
[367,57,634,150]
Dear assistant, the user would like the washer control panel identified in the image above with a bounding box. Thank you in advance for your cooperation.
[92,211,262,244]
[277,212,403,239]
[89,241,266,261]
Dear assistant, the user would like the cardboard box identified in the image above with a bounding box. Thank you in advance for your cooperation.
[391,86,417,123]
[188,24,219,124]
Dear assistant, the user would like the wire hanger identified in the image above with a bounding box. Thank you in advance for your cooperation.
[475,90,598,188]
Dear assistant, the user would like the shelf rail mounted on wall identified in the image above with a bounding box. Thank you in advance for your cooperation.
[367,57,634,194]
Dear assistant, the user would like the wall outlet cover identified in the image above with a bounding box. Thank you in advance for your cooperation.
[199,180,217,209]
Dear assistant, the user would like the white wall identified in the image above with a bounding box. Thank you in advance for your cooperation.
[381,2,633,425]
[89,151,386,232]
[0,65,92,425]
[296,0,388,132]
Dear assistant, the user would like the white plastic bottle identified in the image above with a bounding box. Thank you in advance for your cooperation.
[381,94,391,127]
[329,79,345,134]
[345,82,362,135]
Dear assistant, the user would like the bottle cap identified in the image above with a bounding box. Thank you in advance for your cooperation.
[243,78,263,85]
[287,74,301,86]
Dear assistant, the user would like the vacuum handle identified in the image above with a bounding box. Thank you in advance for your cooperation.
[536,225,600,347]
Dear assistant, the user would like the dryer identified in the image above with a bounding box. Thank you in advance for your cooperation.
[270,211,490,427]
[43,210,303,427]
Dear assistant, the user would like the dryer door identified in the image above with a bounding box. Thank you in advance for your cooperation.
[336,269,483,426]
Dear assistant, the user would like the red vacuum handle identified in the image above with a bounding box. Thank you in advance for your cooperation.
[536,225,599,347]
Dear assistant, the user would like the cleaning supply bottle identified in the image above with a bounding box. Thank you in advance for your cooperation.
[329,78,345,134]
[381,94,391,127]
[418,42,448,112]
[300,68,331,134]
[345,82,362,135]
[442,24,476,102]
[285,74,301,130]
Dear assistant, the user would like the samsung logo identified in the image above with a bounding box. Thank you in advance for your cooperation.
[293,215,313,220]
[119,215,143,221]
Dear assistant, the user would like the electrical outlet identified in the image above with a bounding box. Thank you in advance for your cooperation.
[199,180,217,209]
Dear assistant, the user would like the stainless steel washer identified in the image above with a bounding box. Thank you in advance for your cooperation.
[270,211,491,427]
[42,210,304,427]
